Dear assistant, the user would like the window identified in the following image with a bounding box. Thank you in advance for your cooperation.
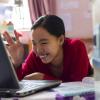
[12,0,32,30]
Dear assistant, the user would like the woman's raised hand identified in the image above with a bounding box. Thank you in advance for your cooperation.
[3,30,24,67]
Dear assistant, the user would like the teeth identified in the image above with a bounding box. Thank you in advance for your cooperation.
[40,55,47,58]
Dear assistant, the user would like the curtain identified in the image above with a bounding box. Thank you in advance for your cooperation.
[28,0,56,24]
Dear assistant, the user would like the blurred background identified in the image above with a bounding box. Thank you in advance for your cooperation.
[0,0,100,70]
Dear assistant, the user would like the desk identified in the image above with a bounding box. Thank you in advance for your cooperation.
[0,92,94,100]
[0,82,95,100]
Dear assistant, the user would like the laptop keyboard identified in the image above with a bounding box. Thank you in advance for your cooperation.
[17,80,47,93]
[12,80,61,96]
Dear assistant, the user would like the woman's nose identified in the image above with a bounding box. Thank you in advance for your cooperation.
[36,44,43,54]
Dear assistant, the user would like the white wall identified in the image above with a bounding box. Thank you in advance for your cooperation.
[92,0,100,25]
[19,30,32,44]
[55,0,93,39]
[0,0,9,3]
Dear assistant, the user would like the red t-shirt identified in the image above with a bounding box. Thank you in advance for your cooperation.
[16,38,91,82]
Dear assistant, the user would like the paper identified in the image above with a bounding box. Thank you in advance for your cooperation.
[95,81,100,100]
[53,82,94,96]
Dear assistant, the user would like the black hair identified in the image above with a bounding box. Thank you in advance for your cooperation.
[31,15,65,37]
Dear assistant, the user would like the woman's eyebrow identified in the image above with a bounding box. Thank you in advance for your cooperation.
[39,39,48,42]
[32,39,48,43]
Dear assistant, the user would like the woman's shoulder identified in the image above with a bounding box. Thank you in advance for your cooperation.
[64,38,87,59]
[64,38,85,48]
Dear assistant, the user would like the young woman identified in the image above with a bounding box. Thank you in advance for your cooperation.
[3,15,93,82]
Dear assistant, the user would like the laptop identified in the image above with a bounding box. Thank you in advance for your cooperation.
[0,34,62,97]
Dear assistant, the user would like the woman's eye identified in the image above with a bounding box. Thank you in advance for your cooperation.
[32,40,36,45]
[41,43,47,44]
[32,42,36,46]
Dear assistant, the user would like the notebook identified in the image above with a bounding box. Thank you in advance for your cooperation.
[0,34,61,97]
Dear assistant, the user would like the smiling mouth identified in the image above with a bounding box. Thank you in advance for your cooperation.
[39,54,47,59]
[39,53,50,60]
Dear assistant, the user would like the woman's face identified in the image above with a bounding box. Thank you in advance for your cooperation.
[32,27,64,64]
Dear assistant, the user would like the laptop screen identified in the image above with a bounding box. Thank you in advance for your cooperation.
[0,35,19,90]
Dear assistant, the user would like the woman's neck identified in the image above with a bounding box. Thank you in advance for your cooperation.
[51,47,63,67]
[50,47,64,77]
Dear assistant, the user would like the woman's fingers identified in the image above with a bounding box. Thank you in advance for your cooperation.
[14,30,22,43]
[14,30,19,41]
[24,72,44,80]
[3,31,14,45]
[3,30,22,45]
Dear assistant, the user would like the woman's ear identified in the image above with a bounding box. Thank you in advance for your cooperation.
[59,35,64,45]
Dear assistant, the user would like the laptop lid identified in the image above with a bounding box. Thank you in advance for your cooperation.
[0,34,20,90]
